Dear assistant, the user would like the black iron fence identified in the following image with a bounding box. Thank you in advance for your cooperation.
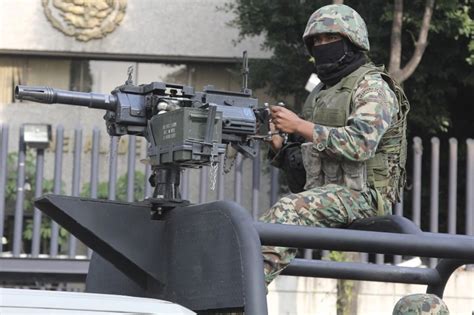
[0,123,473,266]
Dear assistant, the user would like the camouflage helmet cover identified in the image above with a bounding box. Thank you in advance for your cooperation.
[303,4,370,53]
[392,293,450,315]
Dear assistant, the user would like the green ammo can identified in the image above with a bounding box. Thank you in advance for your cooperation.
[148,107,223,166]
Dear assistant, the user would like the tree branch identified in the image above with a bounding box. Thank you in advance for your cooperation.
[332,0,344,4]
[397,0,435,82]
[388,0,403,76]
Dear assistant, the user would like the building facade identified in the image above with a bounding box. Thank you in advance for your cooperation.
[0,0,275,210]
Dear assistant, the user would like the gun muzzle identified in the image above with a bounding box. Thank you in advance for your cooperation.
[15,85,116,111]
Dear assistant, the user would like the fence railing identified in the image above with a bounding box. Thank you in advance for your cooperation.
[0,123,473,266]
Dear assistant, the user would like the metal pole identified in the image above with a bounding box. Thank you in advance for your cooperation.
[217,154,225,201]
[252,143,261,220]
[284,258,441,285]
[448,138,457,234]
[144,144,153,199]
[429,137,440,267]
[375,253,384,265]
[181,66,193,202]
[466,139,474,236]
[88,128,100,258]
[199,167,208,204]
[127,136,136,202]
[90,128,100,199]
[68,128,82,258]
[72,129,83,191]
[50,125,64,256]
[359,252,369,263]
[0,125,9,254]
[270,166,279,206]
[12,126,26,256]
[181,169,189,201]
[256,222,474,260]
[108,136,119,201]
[31,148,45,257]
[394,193,404,217]
[427,259,471,298]
[235,154,242,204]
[412,137,423,227]
[394,193,404,264]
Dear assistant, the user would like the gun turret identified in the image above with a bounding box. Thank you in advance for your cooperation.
[14,55,271,216]
[15,79,264,214]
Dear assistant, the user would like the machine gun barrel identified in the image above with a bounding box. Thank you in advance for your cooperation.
[15,85,116,111]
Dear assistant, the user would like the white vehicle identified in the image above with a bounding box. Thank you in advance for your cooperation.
[0,288,195,315]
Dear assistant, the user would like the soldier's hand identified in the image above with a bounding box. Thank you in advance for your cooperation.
[268,120,284,151]
[270,106,302,134]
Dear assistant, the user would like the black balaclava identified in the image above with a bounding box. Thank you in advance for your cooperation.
[311,37,366,86]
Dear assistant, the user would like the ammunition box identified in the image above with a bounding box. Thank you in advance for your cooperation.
[149,107,223,165]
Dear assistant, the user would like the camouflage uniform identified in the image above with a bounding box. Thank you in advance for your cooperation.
[392,294,450,315]
[261,4,409,285]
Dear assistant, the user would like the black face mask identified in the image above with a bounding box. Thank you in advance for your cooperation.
[311,38,367,86]
[311,39,346,66]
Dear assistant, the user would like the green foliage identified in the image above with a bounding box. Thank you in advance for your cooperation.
[23,217,69,249]
[5,151,69,252]
[226,0,473,136]
[5,151,55,212]
[397,0,473,137]
[328,250,346,262]
[80,171,146,202]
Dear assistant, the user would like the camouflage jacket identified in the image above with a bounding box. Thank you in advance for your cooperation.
[301,62,409,214]
[308,68,399,161]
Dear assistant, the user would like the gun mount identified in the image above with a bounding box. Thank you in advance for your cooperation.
[15,54,273,217]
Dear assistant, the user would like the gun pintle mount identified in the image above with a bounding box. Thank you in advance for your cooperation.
[15,52,273,218]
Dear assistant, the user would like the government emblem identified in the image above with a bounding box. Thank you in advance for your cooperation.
[42,0,127,42]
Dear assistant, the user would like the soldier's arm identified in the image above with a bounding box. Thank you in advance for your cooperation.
[310,73,399,161]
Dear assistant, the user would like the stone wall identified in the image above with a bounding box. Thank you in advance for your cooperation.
[0,0,269,61]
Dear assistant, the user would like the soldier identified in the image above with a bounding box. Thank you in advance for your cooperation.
[261,4,410,285]
[392,294,450,315]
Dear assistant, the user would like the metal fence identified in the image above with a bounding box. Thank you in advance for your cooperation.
[0,123,473,266]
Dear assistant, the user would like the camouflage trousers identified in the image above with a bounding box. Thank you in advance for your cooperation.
[259,184,378,285]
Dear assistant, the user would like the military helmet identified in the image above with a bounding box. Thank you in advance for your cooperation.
[302,4,370,54]
[392,294,450,315]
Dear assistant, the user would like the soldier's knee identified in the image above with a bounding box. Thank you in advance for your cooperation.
[260,195,300,224]
[392,293,449,315]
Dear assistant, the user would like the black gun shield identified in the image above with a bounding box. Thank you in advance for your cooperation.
[35,195,266,313]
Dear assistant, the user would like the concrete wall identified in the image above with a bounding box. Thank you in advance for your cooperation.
[0,0,269,61]
[268,268,474,314]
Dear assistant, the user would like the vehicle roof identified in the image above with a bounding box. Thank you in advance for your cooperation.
[0,288,195,314]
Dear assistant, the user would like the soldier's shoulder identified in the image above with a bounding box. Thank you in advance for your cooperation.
[354,69,396,104]
[358,71,389,90]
